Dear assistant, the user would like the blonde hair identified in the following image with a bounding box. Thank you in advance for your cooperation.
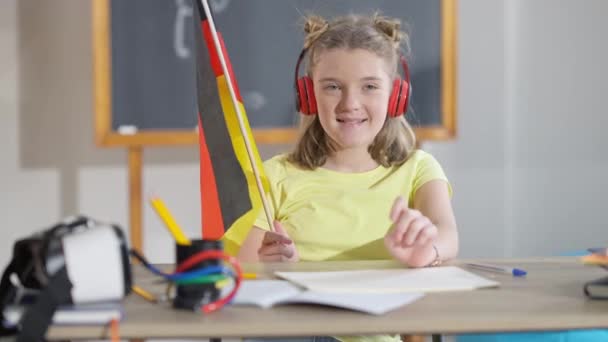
[288,13,417,169]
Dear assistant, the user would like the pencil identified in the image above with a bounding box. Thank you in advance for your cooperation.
[149,196,191,245]
[132,285,157,303]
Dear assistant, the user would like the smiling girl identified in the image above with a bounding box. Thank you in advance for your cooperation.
[233,12,458,275]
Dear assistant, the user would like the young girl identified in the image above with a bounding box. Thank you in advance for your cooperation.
[232,12,458,269]
[229,12,459,342]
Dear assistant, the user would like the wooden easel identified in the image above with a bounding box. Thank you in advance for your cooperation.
[127,147,143,253]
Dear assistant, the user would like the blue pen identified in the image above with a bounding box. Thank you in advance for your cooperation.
[465,262,527,277]
[588,247,608,255]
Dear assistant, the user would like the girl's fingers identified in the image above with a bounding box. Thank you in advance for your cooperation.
[390,209,421,243]
[262,231,292,245]
[259,222,298,262]
[260,254,293,262]
[390,196,407,222]
[402,216,431,246]
[259,243,295,258]
[417,224,438,246]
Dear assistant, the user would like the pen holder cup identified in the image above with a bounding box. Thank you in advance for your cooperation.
[173,239,223,311]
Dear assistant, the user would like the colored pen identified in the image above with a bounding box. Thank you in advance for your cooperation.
[149,196,191,245]
[465,263,527,277]
[132,285,157,303]
[588,247,608,256]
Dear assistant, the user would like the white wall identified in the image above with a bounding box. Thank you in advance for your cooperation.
[424,0,511,257]
[2,0,608,269]
[1,0,62,263]
[427,0,608,257]
[508,0,608,256]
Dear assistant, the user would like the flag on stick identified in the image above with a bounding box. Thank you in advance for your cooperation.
[192,0,272,254]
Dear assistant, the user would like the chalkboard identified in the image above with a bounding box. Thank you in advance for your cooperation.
[93,0,456,146]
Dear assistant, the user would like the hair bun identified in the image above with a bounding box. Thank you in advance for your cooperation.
[303,15,329,49]
[373,14,404,47]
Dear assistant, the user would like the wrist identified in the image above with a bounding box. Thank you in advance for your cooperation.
[427,244,441,267]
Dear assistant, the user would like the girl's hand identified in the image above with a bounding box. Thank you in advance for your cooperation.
[258,221,299,262]
[384,196,438,267]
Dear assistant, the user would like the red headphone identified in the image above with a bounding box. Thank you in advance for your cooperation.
[294,49,411,117]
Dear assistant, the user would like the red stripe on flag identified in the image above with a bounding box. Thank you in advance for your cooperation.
[201,22,242,102]
[198,116,225,240]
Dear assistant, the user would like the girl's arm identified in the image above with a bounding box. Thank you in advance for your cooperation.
[385,179,458,267]
[413,179,459,262]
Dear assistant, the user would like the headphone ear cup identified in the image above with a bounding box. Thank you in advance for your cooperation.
[296,76,317,115]
[395,79,410,117]
[296,77,310,115]
[388,79,410,118]
[387,79,401,118]
[303,77,317,115]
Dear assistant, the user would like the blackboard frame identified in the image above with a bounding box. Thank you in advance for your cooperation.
[92,0,457,147]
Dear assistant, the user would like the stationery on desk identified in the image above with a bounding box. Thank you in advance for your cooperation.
[230,266,498,315]
[465,262,527,277]
[582,247,608,299]
[230,280,424,315]
[275,266,500,294]
[584,275,608,299]
[149,196,191,245]
[587,247,608,256]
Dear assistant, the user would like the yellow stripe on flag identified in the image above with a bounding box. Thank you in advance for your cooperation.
[215,75,270,255]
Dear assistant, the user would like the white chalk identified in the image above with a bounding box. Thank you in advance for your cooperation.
[118,125,138,135]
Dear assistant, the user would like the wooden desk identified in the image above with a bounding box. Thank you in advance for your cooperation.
[47,258,608,339]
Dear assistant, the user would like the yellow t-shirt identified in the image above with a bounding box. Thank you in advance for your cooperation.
[224,149,451,342]
[251,149,451,262]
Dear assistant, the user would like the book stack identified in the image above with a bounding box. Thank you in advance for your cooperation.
[582,247,608,299]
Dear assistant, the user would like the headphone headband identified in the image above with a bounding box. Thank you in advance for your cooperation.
[294,49,309,113]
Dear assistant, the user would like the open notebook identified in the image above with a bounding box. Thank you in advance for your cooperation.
[230,280,424,315]
[275,266,500,294]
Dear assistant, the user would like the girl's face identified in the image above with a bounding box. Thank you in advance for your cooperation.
[312,48,392,151]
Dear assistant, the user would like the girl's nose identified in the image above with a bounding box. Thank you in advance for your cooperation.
[337,89,361,112]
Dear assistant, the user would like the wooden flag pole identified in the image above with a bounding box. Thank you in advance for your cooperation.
[198,0,274,232]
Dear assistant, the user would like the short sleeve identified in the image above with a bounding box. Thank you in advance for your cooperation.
[410,150,453,199]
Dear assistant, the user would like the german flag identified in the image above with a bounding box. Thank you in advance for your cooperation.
[192,0,268,255]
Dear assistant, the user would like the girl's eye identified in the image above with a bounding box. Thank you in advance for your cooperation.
[364,84,379,90]
[324,84,340,91]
